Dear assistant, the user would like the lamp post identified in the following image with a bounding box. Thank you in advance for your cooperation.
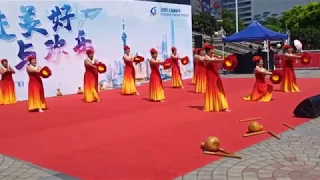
[235,0,239,32]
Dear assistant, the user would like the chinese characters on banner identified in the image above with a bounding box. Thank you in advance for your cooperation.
[0,5,99,70]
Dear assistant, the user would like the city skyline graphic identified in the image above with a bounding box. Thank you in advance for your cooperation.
[100,19,193,89]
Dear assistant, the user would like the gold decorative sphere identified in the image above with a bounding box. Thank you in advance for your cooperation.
[200,142,205,149]
[248,122,263,133]
[202,136,220,152]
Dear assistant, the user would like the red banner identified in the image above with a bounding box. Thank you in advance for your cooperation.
[275,52,320,69]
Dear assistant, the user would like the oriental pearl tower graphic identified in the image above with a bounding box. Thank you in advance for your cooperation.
[122,19,127,53]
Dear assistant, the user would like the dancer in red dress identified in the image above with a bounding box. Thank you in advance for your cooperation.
[203,44,229,112]
[280,45,300,92]
[149,48,165,102]
[195,48,206,94]
[0,87,2,105]
[243,56,273,102]
[0,59,16,105]
[83,49,100,102]
[170,47,184,88]
[26,56,47,112]
[192,49,198,84]
[122,45,139,95]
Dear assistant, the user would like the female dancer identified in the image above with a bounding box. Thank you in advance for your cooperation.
[0,59,16,105]
[83,49,100,102]
[203,44,229,112]
[192,49,198,84]
[0,87,2,105]
[280,45,300,92]
[195,48,206,94]
[149,48,165,102]
[122,45,139,95]
[243,56,273,102]
[170,47,184,88]
[26,56,47,112]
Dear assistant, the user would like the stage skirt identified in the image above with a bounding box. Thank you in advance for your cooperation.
[0,84,3,105]
[28,72,47,111]
[171,58,183,88]
[280,58,300,92]
[1,72,16,105]
[203,63,228,112]
[122,62,137,95]
[195,62,206,93]
[243,73,273,102]
[149,64,165,101]
[192,61,198,84]
[83,67,99,102]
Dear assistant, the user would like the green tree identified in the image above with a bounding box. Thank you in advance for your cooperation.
[261,17,283,32]
[279,2,320,49]
[221,10,245,35]
[192,12,217,35]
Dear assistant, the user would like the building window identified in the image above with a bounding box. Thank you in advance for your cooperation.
[239,1,251,6]
[223,4,235,9]
[239,12,251,17]
[238,7,251,12]
[243,17,252,22]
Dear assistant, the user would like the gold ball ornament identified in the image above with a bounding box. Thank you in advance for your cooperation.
[248,122,263,133]
[202,136,220,152]
[200,142,205,149]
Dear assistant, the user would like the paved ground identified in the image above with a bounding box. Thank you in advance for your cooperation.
[175,70,320,180]
[0,70,318,180]
[175,117,320,180]
[0,155,78,180]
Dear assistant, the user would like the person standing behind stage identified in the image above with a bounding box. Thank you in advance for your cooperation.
[280,45,301,92]
[83,49,100,103]
[26,56,47,112]
[149,48,165,102]
[122,45,139,95]
[243,56,273,102]
[195,48,206,94]
[0,59,16,105]
[203,44,230,112]
[170,47,184,88]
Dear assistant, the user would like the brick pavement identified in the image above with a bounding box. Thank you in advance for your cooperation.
[175,117,320,180]
[0,155,77,180]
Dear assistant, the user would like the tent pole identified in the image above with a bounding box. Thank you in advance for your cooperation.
[266,40,270,71]
[222,44,225,59]
[235,0,239,32]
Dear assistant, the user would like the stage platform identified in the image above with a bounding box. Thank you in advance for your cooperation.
[0,71,319,180]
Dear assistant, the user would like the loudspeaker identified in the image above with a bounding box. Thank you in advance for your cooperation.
[293,94,320,118]
[194,35,203,48]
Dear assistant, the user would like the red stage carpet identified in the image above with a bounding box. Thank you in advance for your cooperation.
[0,78,319,180]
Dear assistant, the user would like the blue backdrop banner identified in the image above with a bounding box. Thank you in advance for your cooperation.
[0,1,193,101]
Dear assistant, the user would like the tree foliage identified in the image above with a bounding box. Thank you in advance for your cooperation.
[192,10,245,35]
[192,12,217,35]
[258,2,320,49]
[221,10,245,35]
[261,17,283,32]
[279,2,320,30]
[279,2,320,49]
